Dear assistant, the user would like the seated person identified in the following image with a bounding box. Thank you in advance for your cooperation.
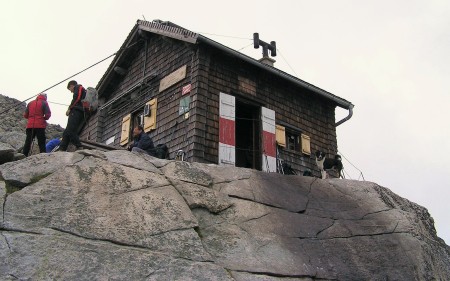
[127,125,155,156]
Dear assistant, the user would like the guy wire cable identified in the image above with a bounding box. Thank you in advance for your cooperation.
[338,150,365,181]
[47,101,69,106]
[0,39,143,116]
[276,48,298,77]
[0,52,115,116]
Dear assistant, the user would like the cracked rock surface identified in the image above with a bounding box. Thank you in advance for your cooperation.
[0,150,449,280]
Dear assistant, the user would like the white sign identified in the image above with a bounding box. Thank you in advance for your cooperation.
[105,136,115,145]
[159,65,187,92]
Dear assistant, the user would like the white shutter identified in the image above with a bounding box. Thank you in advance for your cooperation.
[218,93,236,166]
[261,107,276,172]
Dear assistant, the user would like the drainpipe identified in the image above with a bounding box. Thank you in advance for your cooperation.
[142,39,148,78]
[335,104,354,127]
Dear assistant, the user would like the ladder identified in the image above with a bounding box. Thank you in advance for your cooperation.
[276,146,284,174]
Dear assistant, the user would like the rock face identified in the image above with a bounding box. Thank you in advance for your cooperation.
[1,150,449,280]
[0,94,65,160]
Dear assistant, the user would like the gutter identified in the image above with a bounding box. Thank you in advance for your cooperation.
[335,104,354,127]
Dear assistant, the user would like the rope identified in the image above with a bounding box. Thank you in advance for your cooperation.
[47,101,69,106]
[219,114,277,128]
[196,31,300,78]
[276,48,298,77]
[0,52,116,116]
[338,150,365,181]
[237,43,254,51]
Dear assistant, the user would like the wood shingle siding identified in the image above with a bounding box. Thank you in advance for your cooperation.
[80,20,353,177]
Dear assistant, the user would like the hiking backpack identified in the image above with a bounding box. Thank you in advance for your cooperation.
[154,144,169,159]
[81,87,99,113]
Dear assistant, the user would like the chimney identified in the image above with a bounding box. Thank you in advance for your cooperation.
[258,57,276,67]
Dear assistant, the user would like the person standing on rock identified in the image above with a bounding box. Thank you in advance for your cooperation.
[58,80,85,151]
[22,93,52,156]
[127,125,155,156]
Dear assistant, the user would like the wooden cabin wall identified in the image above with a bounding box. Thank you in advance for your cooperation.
[187,48,214,163]
[148,40,196,158]
[81,32,341,175]
[84,34,197,156]
[191,46,338,175]
[79,111,100,142]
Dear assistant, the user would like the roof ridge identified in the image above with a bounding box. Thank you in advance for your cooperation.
[137,19,198,44]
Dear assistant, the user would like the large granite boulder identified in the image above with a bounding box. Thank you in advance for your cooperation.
[0,150,449,280]
[0,132,26,150]
[0,142,15,165]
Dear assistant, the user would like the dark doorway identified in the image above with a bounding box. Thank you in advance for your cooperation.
[235,101,261,170]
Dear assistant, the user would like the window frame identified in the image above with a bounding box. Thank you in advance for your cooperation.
[285,129,301,152]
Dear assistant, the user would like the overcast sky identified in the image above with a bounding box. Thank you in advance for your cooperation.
[1,0,448,244]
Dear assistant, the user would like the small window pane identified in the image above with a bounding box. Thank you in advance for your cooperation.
[286,131,300,152]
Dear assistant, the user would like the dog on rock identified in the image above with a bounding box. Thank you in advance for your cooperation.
[315,150,343,179]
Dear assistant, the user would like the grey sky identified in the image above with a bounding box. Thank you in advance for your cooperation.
[1,0,449,244]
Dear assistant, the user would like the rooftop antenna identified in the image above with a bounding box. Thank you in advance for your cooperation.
[253,33,277,58]
[253,33,277,66]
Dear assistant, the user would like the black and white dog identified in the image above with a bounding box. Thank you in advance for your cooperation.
[315,151,343,179]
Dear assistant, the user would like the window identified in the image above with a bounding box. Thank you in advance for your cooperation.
[134,112,144,128]
[286,131,301,152]
[276,124,307,154]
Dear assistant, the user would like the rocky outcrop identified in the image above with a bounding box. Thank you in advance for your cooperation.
[1,150,449,280]
[0,94,65,161]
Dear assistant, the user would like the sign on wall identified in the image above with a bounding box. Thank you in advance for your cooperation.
[159,65,187,92]
[179,96,190,115]
[182,84,192,95]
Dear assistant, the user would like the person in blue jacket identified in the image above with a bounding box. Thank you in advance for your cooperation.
[127,125,155,156]
[46,138,61,153]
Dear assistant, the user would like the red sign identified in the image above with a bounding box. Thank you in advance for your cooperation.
[182,84,192,95]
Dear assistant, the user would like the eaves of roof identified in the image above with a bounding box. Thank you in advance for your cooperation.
[96,23,140,94]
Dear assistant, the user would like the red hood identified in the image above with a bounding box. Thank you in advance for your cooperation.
[37,94,47,101]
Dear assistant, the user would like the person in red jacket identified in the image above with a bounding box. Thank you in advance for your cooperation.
[23,93,51,156]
